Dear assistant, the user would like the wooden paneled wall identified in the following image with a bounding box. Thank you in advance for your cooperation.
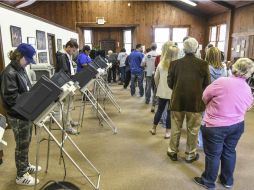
[232,4,254,34]
[208,4,254,60]
[231,4,254,59]
[23,1,207,51]
[207,12,230,26]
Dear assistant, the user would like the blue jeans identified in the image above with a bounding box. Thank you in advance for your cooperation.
[145,76,153,103]
[130,73,144,96]
[119,66,126,83]
[201,121,244,189]
[153,98,171,129]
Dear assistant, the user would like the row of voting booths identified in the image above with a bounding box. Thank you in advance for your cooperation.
[13,55,121,190]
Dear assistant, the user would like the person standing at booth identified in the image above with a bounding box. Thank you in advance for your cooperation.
[0,43,41,186]
[55,40,79,135]
[76,45,92,73]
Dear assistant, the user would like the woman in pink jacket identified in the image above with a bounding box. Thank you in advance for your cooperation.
[194,58,254,190]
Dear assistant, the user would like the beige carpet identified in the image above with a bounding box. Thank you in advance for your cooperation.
[0,83,254,190]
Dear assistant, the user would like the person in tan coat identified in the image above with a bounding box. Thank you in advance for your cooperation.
[167,37,210,162]
[149,41,179,139]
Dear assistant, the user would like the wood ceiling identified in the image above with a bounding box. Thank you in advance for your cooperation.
[168,0,254,17]
[0,0,27,7]
[1,0,254,18]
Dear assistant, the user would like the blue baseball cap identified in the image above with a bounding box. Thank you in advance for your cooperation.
[17,43,36,64]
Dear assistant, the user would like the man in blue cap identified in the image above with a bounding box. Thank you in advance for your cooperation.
[0,43,41,186]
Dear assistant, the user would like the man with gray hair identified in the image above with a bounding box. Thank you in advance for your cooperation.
[167,37,210,162]
[107,50,118,83]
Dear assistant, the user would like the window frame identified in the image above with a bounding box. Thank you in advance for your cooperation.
[153,26,189,53]
[209,23,227,52]
[83,29,93,48]
[123,29,132,54]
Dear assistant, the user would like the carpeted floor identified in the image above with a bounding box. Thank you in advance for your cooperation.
[0,83,254,190]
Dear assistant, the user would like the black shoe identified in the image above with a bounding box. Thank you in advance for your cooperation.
[167,152,177,161]
[185,153,199,163]
[194,177,215,190]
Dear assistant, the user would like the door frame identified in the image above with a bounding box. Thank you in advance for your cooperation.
[0,26,5,71]
[47,33,56,66]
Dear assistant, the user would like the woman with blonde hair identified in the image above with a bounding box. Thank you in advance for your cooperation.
[149,41,179,139]
[206,47,228,82]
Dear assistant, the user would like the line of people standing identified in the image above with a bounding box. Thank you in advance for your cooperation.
[140,36,254,190]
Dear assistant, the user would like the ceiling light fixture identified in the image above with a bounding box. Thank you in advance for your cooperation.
[179,0,197,7]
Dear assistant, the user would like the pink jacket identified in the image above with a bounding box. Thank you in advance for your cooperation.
[203,76,253,127]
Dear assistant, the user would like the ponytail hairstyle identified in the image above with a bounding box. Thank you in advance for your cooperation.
[8,49,23,62]
[160,41,179,70]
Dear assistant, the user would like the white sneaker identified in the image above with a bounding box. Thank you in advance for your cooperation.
[70,120,79,127]
[27,163,42,174]
[66,126,78,135]
[16,172,39,186]
[164,132,171,139]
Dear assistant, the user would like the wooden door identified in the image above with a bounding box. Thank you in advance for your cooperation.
[100,40,116,53]
[0,26,4,72]
[0,26,6,116]
[247,35,254,59]
[47,33,56,66]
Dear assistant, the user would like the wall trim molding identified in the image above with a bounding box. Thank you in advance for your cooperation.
[0,2,76,33]
[76,23,139,29]
[232,31,254,37]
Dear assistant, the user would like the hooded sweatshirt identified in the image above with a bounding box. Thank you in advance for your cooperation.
[209,65,227,83]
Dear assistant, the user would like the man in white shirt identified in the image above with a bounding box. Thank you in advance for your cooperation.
[55,40,79,135]
[142,43,158,104]
[117,48,128,85]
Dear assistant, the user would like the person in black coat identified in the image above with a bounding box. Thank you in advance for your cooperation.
[0,43,40,186]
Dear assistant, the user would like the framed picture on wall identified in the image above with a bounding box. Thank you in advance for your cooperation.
[10,25,22,47]
[70,38,77,43]
[38,52,48,63]
[27,37,36,49]
[36,30,46,50]
[57,39,62,51]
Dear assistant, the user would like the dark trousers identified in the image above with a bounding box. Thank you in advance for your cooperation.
[8,116,33,177]
[201,121,244,189]
[151,75,157,106]
[108,65,117,83]
[124,70,131,89]
[119,66,126,83]
[153,98,171,129]
[0,149,3,164]
[145,76,153,103]
[130,73,144,96]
